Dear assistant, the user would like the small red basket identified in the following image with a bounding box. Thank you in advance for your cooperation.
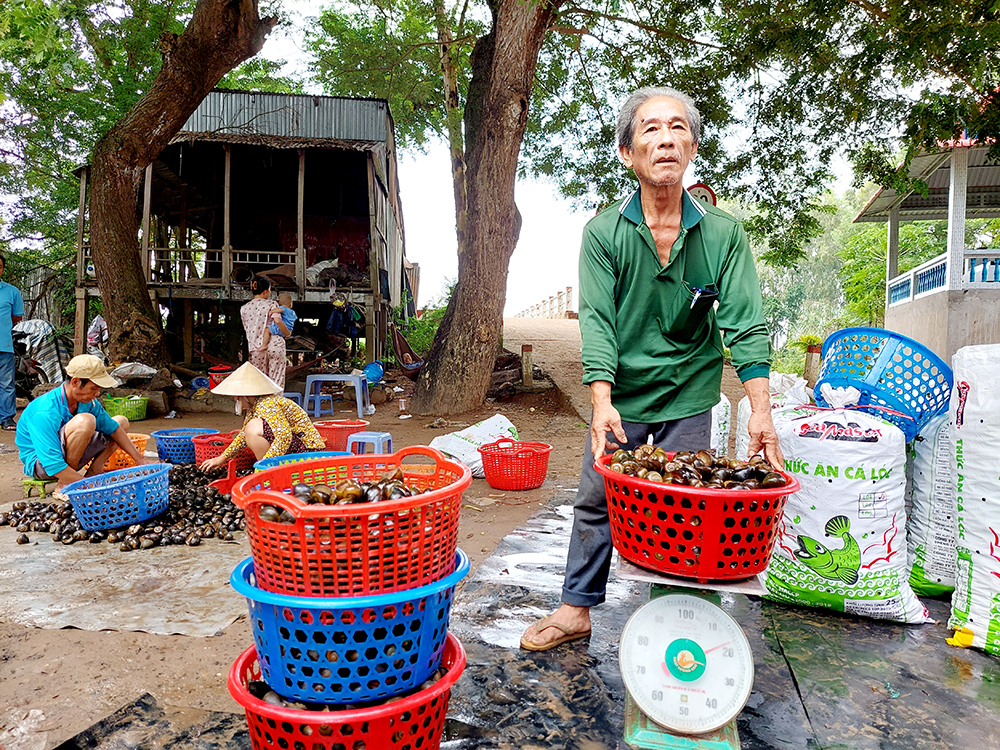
[312,419,369,451]
[228,634,465,750]
[192,430,256,474]
[230,446,471,596]
[478,439,552,490]
[595,454,800,581]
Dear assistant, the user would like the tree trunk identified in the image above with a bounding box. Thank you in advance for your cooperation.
[89,0,276,365]
[411,0,560,415]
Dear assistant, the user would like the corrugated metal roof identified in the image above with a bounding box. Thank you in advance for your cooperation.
[179,90,389,144]
[855,145,1000,222]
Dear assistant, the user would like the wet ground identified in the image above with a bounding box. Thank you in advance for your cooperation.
[55,490,1000,750]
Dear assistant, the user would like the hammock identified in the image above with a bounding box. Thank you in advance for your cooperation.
[390,324,424,381]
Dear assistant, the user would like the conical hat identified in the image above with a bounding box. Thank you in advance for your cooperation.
[210,362,282,396]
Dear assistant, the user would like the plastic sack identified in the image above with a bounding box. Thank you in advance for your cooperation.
[429,414,518,478]
[764,405,930,624]
[710,394,731,457]
[905,415,956,597]
[734,377,811,459]
[110,362,157,381]
[946,344,1000,655]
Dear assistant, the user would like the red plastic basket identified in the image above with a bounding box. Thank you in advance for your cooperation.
[595,454,800,582]
[230,446,472,596]
[192,430,256,474]
[478,439,552,490]
[312,419,369,451]
[228,634,465,750]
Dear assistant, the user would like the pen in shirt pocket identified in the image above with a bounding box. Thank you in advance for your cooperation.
[690,286,718,309]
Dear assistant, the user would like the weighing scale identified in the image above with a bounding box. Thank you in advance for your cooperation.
[617,558,765,750]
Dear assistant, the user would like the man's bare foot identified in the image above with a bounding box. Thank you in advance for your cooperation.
[520,604,591,651]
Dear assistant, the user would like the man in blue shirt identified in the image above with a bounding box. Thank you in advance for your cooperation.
[15,355,149,486]
[0,253,24,430]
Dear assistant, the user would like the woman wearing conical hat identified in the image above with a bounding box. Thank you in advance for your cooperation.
[199,363,324,470]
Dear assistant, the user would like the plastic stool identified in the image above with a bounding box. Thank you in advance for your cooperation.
[305,393,334,417]
[22,478,57,499]
[346,431,393,455]
[283,391,303,406]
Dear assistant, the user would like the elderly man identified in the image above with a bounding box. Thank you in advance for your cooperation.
[15,355,149,486]
[520,86,784,651]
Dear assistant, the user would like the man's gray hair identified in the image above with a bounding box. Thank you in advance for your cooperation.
[616,86,701,150]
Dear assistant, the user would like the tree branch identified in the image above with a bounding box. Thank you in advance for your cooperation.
[558,5,723,50]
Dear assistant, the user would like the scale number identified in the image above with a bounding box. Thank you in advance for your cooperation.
[652,690,664,701]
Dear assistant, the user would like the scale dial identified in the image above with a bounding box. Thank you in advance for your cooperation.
[619,594,754,734]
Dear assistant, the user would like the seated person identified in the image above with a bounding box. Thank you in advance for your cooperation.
[199,362,325,468]
[256,292,296,353]
[15,355,150,487]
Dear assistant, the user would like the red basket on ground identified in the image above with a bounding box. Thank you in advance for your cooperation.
[595,454,800,582]
[312,419,369,451]
[230,446,471,596]
[228,634,465,750]
[478,439,552,490]
[192,430,256,474]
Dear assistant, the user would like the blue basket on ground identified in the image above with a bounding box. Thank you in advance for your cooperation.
[253,450,351,472]
[150,428,219,464]
[362,360,384,385]
[230,550,469,705]
[63,463,171,531]
[814,327,953,442]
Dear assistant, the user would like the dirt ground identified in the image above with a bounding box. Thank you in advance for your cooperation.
[0,351,751,749]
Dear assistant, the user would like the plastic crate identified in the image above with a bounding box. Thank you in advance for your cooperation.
[102,396,148,421]
[230,551,468,704]
[478,440,552,490]
[192,430,257,474]
[230,446,471,596]
[814,327,953,442]
[103,433,151,471]
[150,428,219,464]
[228,634,465,750]
[312,419,369,451]
[595,454,799,581]
[253,450,351,472]
[63,463,171,531]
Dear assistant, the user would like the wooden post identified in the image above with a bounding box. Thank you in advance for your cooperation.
[141,162,152,282]
[183,299,194,365]
[223,144,232,294]
[366,156,381,363]
[885,207,899,308]
[521,344,533,388]
[73,288,87,356]
[803,344,822,388]
[297,149,306,296]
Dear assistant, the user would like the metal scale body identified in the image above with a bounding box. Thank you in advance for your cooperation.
[617,559,766,750]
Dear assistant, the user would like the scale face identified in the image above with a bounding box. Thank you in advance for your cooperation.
[619,593,754,736]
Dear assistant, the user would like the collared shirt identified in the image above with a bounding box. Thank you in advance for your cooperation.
[579,189,770,423]
[0,281,24,353]
[220,394,325,461]
[15,384,120,476]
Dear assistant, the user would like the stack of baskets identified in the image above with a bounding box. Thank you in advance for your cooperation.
[226,446,472,749]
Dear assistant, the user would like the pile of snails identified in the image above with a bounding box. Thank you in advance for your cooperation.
[608,447,788,489]
[257,468,428,523]
[0,464,245,550]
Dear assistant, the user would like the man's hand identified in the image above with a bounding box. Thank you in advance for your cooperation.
[746,409,784,469]
[590,381,627,458]
[200,456,227,472]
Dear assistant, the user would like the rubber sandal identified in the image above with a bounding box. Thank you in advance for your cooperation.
[2,421,16,431]
[520,617,591,652]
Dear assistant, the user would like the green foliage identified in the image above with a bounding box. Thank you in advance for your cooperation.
[385,282,453,365]
[219,58,304,93]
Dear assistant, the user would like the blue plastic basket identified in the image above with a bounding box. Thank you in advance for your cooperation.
[230,550,469,704]
[253,450,351,472]
[63,463,171,531]
[150,428,219,464]
[814,327,953,442]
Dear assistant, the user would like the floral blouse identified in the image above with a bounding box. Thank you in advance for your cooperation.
[220,395,325,460]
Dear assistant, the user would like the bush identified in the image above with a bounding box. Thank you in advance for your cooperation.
[385,285,452,366]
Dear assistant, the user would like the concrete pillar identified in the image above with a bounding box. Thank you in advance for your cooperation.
[946,147,969,291]
[521,344,533,387]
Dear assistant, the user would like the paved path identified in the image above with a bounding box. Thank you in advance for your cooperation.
[502,317,589,422]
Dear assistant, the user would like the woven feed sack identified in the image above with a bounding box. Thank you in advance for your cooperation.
[710,394,731,457]
[765,406,930,623]
[946,344,1000,655]
[905,415,957,597]
[735,393,789,460]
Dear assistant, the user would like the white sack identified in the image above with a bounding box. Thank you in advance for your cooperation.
[734,377,810,459]
[710,394,731,457]
[765,406,930,623]
[429,414,518,478]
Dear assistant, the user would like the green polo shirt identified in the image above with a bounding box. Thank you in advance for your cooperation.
[579,188,770,423]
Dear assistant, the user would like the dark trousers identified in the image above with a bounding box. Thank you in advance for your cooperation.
[560,410,712,607]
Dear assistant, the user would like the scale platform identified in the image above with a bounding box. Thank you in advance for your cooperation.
[615,557,767,597]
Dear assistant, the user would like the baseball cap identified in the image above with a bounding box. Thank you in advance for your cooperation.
[65,355,118,388]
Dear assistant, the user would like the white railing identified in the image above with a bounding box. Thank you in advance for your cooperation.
[887,249,1000,306]
[516,287,574,318]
